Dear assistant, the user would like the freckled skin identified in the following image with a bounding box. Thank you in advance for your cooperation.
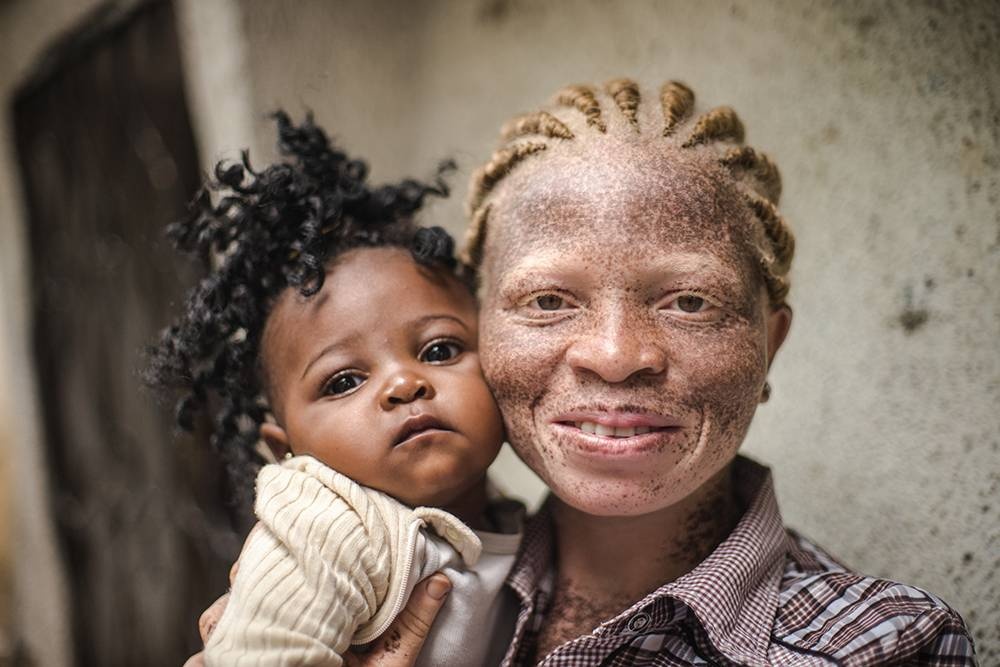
[476,140,791,658]
[480,145,776,517]
[260,247,504,517]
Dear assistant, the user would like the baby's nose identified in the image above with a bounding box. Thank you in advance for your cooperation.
[380,371,435,409]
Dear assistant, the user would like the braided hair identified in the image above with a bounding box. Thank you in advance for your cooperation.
[464,78,794,306]
[146,112,456,492]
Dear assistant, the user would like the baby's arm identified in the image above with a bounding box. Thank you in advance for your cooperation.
[205,466,386,666]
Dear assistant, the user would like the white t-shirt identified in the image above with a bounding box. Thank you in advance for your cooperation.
[412,503,523,666]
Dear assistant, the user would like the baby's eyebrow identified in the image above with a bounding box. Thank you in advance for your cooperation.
[409,313,471,332]
[300,333,361,380]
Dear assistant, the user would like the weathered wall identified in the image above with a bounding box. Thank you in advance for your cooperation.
[239,0,999,658]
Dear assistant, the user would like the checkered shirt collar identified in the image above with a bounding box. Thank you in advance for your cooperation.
[504,455,788,666]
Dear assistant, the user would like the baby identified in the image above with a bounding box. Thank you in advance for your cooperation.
[148,113,522,666]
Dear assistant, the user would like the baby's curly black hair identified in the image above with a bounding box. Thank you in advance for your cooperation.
[146,111,458,493]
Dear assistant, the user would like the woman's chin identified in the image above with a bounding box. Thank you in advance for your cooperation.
[546,472,687,518]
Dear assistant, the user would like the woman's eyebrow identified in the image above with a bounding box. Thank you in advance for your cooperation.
[498,251,585,286]
[640,251,735,276]
[502,250,739,286]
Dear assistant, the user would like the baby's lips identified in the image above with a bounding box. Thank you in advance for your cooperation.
[392,412,450,446]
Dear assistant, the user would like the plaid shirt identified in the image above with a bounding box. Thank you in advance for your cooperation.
[500,457,976,666]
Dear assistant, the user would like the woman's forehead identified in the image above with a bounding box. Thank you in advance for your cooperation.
[483,147,758,273]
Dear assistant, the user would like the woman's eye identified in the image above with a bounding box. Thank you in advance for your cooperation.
[324,373,365,396]
[531,294,566,311]
[420,341,461,363]
[675,295,706,313]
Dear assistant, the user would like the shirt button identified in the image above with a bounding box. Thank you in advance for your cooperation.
[627,612,651,632]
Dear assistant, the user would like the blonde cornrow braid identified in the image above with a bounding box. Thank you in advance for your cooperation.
[605,78,641,128]
[465,79,795,305]
[463,142,547,271]
[743,193,795,275]
[682,106,745,148]
[501,111,575,143]
[553,84,607,133]
[660,81,695,136]
[761,263,791,305]
[720,146,782,204]
[467,141,548,217]
[461,204,491,270]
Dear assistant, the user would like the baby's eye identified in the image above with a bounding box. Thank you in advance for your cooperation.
[324,372,365,396]
[420,341,462,364]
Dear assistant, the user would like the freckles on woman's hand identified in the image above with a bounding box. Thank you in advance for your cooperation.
[344,574,452,667]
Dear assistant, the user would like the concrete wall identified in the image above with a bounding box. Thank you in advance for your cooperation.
[238,0,999,659]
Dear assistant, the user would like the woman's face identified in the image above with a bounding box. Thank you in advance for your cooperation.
[478,144,790,516]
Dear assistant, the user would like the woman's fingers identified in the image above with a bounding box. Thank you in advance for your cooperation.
[182,652,205,667]
[185,535,252,664]
[345,573,451,666]
[182,578,230,666]
[198,592,230,643]
[196,524,253,644]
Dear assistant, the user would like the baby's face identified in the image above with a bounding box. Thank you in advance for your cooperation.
[260,247,503,508]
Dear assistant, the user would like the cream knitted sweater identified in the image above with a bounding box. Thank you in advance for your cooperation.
[204,456,486,666]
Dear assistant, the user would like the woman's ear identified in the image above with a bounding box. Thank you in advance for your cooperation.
[260,422,291,460]
[765,304,793,368]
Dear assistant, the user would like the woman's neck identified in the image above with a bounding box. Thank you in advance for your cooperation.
[550,461,742,603]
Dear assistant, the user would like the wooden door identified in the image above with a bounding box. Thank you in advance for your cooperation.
[13,2,247,664]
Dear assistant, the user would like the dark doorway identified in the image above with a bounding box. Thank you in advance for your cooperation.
[13,2,246,664]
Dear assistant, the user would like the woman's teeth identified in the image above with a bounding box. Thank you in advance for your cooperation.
[575,422,651,437]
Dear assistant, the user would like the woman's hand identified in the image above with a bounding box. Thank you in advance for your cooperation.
[182,570,452,667]
[343,574,452,666]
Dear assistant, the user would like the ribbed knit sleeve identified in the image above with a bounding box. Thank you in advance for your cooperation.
[204,459,392,667]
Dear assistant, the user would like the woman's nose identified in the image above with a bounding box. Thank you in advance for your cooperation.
[379,370,436,410]
[565,309,667,383]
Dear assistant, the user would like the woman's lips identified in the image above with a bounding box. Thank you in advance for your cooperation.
[551,423,685,460]
[549,410,686,458]
[552,410,684,433]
